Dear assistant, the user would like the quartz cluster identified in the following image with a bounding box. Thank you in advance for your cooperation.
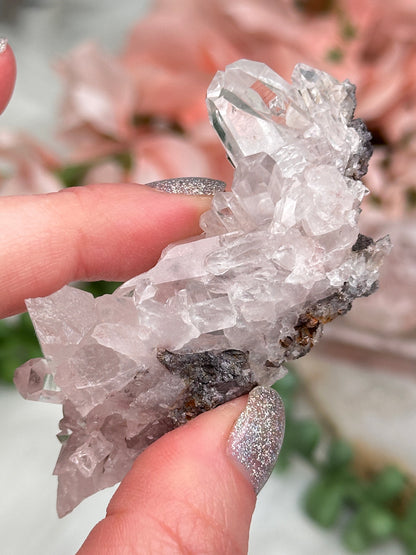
[14,60,389,516]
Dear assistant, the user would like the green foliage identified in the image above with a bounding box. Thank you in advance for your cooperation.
[326,439,354,470]
[272,370,414,553]
[78,280,122,297]
[55,153,133,188]
[0,313,41,382]
[343,504,397,552]
[291,419,322,459]
[368,467,407,504]
[56,161,92,188]
[305,477,345,527]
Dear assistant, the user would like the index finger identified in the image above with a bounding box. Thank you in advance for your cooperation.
[0,183,212,318]
[0,39,17,114]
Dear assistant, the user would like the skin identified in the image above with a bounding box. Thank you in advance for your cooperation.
[1,44,256,554]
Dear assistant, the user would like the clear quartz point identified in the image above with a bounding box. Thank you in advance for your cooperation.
[14,60,389,516]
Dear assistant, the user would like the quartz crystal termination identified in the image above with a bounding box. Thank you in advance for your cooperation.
[14,60,390,517]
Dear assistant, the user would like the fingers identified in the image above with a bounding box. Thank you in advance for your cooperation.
[78,388,285,555]
[0,39,16,114]
[0,183,212,317]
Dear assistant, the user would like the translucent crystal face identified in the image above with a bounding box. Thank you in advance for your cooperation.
[14,60,389,516]
[206,60,366,177]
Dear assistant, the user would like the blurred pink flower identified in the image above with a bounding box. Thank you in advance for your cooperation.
[129,133,233,184]
[55,0,416,211]
[0,130,62,196]
[82,159,126,186]
[365,136,416,219]
[56,41,136,156]
[192,0,416,139]
[122,0,416,206]
[120,9,241,129]
[56,31,235,185]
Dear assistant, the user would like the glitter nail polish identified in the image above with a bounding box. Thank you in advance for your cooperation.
[0,38,8,54]
[145,177,226,195]
[228,386,285,494]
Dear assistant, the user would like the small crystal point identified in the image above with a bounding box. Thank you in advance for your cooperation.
[15,60,388,515]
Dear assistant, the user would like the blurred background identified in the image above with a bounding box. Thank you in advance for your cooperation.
[1,1,415,553]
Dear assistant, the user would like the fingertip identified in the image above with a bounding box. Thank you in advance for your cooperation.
[0,39,16,114]
[107,395,255,516]
[0,183,213,317]
[79,397,256,554]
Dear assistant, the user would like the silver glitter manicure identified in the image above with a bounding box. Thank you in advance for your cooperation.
[145,177,226,195]
[0,38,8,54]
[228,386,285,494]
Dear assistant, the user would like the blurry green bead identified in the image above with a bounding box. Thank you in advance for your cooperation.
[292,419,321,459]
[369,466,406,504]
[398,522,416,551]
[305,478,345,527]
[404,536,416,555]
[359,504,396,540]
[326,439,353,470]
[404,495,416,526]
[342,474,367,504]
[343,520,372,552]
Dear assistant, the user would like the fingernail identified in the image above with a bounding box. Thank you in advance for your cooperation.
[228,386,285,494]
[0,38,8,54]
[145,177,226,195]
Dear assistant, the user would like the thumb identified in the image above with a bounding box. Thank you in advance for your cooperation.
[78,387,285,555]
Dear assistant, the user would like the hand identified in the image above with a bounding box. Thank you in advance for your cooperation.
[1,43,284,554]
